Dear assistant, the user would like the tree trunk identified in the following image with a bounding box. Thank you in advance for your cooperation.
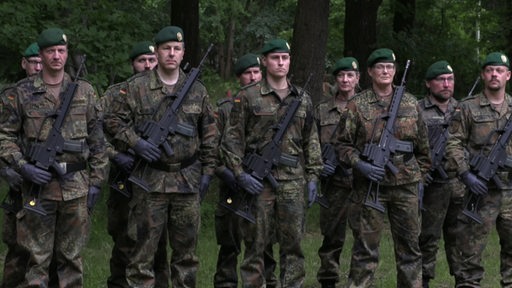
[290,0,330,105]
[393,0,415,34]
[344,0,383,88]
[170,0,200,68]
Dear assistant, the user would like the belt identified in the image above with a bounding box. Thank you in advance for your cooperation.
[148,154,198,172]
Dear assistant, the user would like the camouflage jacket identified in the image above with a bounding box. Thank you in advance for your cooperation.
[445,92,512,188]
[221,78,322,182]
[100,81,129,160]
[104,69,218,193]
[417,95,459,182]
[336,88,431,185]
[215,97,232,174]
[0,73,108,200]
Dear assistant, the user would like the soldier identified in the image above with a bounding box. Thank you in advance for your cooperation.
[103,41,169,288]
[337,48,431,287]
[0,27,107,286]
[445,52,512,287]
[315,57,361,288]
[221,38,323,287]
[417,60,465,288]
[105,26,217,287]
[20,42,43,77]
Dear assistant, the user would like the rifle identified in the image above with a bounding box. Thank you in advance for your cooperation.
[360,60,412,212]
[467,76,480,98]
[128,44,214,192]
[25,55,87,215]
[219,182,256,223]
[241,75,312,189]
[428,124,450,180]
[463,112,512,223]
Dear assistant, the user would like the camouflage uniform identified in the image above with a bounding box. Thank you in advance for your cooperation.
[105,68,217,287]
[0,73,108,287]
[221,79,323,287]
[101,82,170,288]
[417,96,465,282]
[336,88,431,288]
[314,93,362,286]
[214,97,277,288]
[445,92,512,287]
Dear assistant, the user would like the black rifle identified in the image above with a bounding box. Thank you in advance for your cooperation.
[241,75,312,189]
[25,55,87,215]
[467,76,480,98]
[219,181,256,223]
[428,124,450,180]
[463,112,512,223]
[129,44,214,192]
[360,60,412,212]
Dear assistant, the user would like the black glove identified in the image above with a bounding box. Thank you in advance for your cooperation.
[238,172,263,195]
[133,139,161,162]
[20,163,52,185]
[355,160,385,182]
[113,152,135,172]
[216,168,237,191]
[320,163,336,178]
[307,181,318,208]
[199,175,211,202]
[87,185,101,212]
[1,167,23,190]
[461,171,488,196]
[424,173,434,185]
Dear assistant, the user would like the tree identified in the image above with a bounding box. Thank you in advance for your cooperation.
[290,0,330,105]
[171,0,200,67]
[392,0,415,34]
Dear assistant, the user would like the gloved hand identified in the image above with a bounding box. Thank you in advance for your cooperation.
[199,175,212,202]
[133,139,161,162]
[1,167,23,190]
[355,160,385,182]
[461,171,487,196]
[87,186,101,213]
[320,162,336,178]
[424,173,434,185]
[113,152,135,172]
[237,172,263,195]
[20,163,52,185]
[307,181,318,208]
[216,168,237,191]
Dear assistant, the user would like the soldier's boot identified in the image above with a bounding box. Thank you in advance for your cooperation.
[422,277,430,288]
[320,280,336,288]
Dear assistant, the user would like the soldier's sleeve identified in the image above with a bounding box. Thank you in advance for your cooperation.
[445,104,469,175]
[302,96,322,182]
[414,104,432,175]
[215,101,231,175]
[101,83,127,160]
[335,100,362,168]
[199,92,218,176]
[104,83,140,148]
[0,87,25,170]
[221,91,247,177]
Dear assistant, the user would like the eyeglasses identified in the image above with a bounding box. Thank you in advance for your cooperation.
[27,60,42,66]
[433,76,454,83]
[373,64,395,71]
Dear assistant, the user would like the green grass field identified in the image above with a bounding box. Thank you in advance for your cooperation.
[0,181,502,287]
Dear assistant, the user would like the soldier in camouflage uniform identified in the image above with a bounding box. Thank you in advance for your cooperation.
[445,52,512,287]
[105,26,217,287]
[0,28,108,287]
[315,57,361,288]
[221,39,323,287]
[102,41,169,288]
[214,53,277,287]
[337,48,431,288]
[417,60,465,288]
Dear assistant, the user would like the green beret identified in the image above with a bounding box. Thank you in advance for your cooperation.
[23,42,39,58]
[332,57,359,75]
[425,60,454,80]
[129,41,155,60]
[367,48,396,67]
[261,39,290,55]
[482,52,510,69]
[234,53,260,76]
[154,26,184,45]
[37,28,67,49]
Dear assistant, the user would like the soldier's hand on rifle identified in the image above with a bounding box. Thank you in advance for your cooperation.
[424,173,434,186]
[307,181,318,208]
[238,172,263,195]
[355,160,385,182]
[216,168,237,192]
[133,139,161,162]
[113,152,135,172]
[1,167,23,190]
[199,175,212,202]
[461,171,488,196]
[87,185,101,213]
[20,163,52,185]
[320,162,336,178]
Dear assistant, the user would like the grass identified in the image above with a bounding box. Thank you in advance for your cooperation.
[0,181,502,287]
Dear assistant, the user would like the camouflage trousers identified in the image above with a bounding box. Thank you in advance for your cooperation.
[214,183,277,288]
[419,178,465,281]
[240,179,305,288]
[17,196,89,288]
[316,177,361,285]
[107,186,170,288]
[2,189,29,288]
[348,181,422,288]
[126,192,200,288]
[453,188,512,288]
